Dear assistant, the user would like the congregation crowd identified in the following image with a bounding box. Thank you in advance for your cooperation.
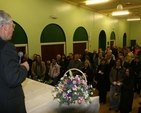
[21,44,141,113]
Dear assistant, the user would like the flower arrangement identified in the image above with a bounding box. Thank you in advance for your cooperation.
[52,68,93,106]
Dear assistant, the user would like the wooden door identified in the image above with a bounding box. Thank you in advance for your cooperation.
[41,44,64,62]
[110,41,114,49]
[16,46,26,54]
[73,43,86,55]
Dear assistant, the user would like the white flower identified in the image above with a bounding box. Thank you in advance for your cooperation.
[67,89,72,93]
[85,93,89,99]
[60,77,64,80]
[69,76,74,81]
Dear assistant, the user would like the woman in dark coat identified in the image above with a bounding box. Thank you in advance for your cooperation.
[81,60,95,86]
[95,58,109,104]
[119,68,134,113]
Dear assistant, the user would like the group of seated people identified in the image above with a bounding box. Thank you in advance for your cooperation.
[21,44,141,113]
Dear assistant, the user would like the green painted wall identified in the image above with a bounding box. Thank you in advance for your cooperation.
[129,21,141,46]
[0,0,132,58]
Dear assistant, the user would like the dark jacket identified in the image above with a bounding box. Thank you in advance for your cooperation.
[96,64,109,91]
[109,66,126,84]
[81,66,94,84]
[0,38,27,113]
[120,75,134,112]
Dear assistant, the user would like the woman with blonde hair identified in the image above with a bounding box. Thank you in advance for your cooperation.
[81,60,95,86]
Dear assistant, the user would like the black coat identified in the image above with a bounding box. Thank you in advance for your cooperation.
[119,75,134,112]
[0,38,27,113]
[96,64,109,91]
[81,66,94,85]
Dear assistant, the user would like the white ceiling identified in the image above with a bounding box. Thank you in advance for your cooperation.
[61,0,141,19]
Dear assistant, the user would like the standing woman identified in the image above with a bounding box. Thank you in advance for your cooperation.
[81,60,95,86]
[119,68,134,113]
[95,58,109,104]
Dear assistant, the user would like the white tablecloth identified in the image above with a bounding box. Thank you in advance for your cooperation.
[22,78,100,113]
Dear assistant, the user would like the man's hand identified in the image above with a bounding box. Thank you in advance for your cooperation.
[20,61,29,71]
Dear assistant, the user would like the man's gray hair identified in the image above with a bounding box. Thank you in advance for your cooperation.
[0,10,12,28]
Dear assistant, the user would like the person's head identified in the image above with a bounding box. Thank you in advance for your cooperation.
[84,60,90,68]
[0,10,15,40]
[118,54,124,62]
[106,46,110,51]
[125,68,132,76]
[118,53,123,58]
[52,58,56,64]
[33,54,37,60]
[127,47,131,52]
[56,54,61,60]
[99,48,103,52]
[115,58,122,67]
[100,58,106,65]
[85,55,90,61]
[84,49,89,54]
[135,56,140,63]
[106,52,112,59]
[46,60,51,65]
[36,55,41,62]
[74,54,79,60]
[69,53,73,60]
[61,54,66,59]
[123,49,127,56]
[98,52,103,58]
[24,54,29,60]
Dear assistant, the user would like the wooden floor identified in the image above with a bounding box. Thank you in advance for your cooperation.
[93,89,140,113]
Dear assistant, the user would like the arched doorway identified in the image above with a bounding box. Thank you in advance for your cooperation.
[41,23,66,62]
[73,26,88,55]
[99,30,106,51]
[110,31,116,49]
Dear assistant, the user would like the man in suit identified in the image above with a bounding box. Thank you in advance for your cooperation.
[0,10,29,113]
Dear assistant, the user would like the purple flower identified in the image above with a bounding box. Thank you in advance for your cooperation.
[67,80,72,85]
[67,92,72,98]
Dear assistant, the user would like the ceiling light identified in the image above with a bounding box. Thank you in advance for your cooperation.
[116,4,123,10]
[112,10,129,16]
[127,17,140,21]
[86,0,108,5]
[112,4,130,16]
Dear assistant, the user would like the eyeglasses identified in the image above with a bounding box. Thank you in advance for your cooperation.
[0,23,16,29]
[12,23,16,29]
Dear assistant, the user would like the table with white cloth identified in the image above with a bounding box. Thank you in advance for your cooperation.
[22,78,100,113]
